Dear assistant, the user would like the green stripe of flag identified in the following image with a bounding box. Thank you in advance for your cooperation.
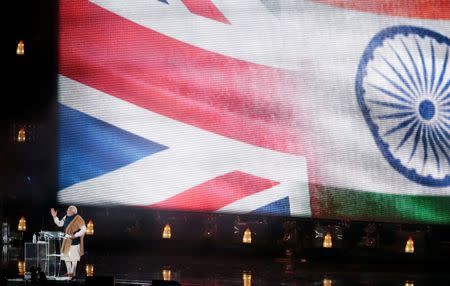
[311,185,450,224]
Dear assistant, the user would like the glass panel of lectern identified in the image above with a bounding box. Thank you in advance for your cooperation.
[24,231,65,279]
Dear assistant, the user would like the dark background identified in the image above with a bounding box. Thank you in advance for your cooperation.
[1,1,450,265]
[0,1,57,228]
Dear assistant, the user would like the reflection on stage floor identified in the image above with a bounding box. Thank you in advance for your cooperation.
[2,245,450,285]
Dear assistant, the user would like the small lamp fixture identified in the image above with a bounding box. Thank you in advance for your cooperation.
[17,127,26,142]
[162,224,172,239]
[405,236,414,254]
[18,261,26,276]
[162,269,171,281]
[242,227,252,244]
[85,264,94,277]
[405,281,414,286]
[16,40,25,55]
[323,278,332,286]
[18,216,26,232]
[242,271,251,286]
[86,220,94,235]
[323,232,332,248]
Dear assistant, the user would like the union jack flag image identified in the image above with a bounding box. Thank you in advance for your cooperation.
[59,0,450,223]
[58,0,310,217]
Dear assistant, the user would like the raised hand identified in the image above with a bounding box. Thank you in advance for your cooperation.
[50,208,57,217]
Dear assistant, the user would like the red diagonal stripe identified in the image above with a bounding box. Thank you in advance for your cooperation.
[181,0,230,24]
[150,171,279,211]
[315,0,450,19]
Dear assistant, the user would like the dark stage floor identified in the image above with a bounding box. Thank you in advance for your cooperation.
[2,245,450,286]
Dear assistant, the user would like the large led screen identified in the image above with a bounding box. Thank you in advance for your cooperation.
[58,0,450,223]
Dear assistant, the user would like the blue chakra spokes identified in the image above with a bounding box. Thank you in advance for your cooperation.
[356,26,450,187]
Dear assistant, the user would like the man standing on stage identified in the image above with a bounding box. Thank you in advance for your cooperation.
[50,206,86,277]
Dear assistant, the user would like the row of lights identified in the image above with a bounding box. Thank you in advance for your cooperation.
[16,216,95,235]
[162,223,416,253]
[13,37,34,145]
[164,224,254,243]
[16,217,416,253]
[163,223,254,243]
[320,231,415,253]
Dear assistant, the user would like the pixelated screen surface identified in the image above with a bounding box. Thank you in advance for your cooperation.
[58,0,450,223]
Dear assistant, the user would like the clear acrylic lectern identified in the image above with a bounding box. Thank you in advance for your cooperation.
[24,231,66,279]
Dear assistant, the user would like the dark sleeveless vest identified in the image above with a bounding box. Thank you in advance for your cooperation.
[63,215,80,245]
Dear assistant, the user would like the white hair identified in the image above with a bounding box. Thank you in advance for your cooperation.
[68,205,78,214]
